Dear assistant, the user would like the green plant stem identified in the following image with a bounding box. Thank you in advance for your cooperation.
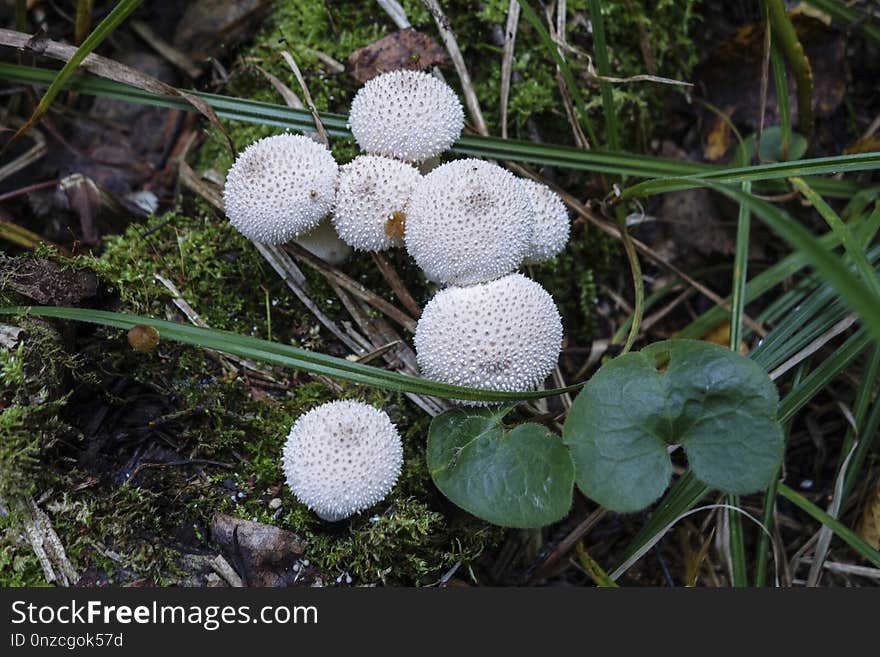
[586,0,619,152]
[754,362,807,586]
[728,494,747,586]
[777,483,880,567]
[616,208,643,355]
[766,0,813,140]
[74,0,94,46]
[727,181,752,586]
[838,347,880,474]
[843,369,880,498]
[770,43,792,160]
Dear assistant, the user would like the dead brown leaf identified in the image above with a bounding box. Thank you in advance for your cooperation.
[347,28,448,84]
[211,514,317,587]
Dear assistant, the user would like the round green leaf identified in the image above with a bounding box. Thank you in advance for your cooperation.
[563,340,784,512]
[427,408,575,528]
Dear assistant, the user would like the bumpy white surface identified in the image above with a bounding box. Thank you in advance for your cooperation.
[519,179,571,263]
[223,134,338,244]
[348,70,464,163]
[294,218,351,265]
[332,155,421,251]
[282,400,403,522]
[405,159,532,286]
[415,274,563,400]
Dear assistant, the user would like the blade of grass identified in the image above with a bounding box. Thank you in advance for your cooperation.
[837,347,880,486]
[621,153,880,197]
[0,306,581,403]
[777,483,880,568]
[804,0,880,46]
[766,0,813,140]
[586,0,619,151]
[790,177,880,296]
[727,181,752,586]
[516,0,599,146]
[754,362,808,586]
[0,61,869,198]
[778,327,871,423]
[2,0,143,152]
[631,179,880,344]
[843,380,880,498]
[770,42,792,159]
[74,0,94,46]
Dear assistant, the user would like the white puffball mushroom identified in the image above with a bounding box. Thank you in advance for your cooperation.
[332,155,421,251]
[405,159,532,286]
[223,134,338,244]
[348,70,464,163]
[414,274,563,401]
[519,179,571,263]
[282,400,403,522]
[294,218,351,265]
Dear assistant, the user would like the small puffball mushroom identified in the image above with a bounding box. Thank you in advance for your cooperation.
[282,400,403,522]
[294,218,351,265]
[348,70,464,163]
[223,134,338,244]
[405,159,532,286]
[332,155,421,251]
[414,274,563,401]
[519,179,571,263]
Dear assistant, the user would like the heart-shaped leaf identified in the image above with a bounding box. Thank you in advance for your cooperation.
[563,339,784,512]
[427,408,574,528]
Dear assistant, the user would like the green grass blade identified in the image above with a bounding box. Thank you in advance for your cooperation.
[770,43,792,159]
[843,360,880,498]
[754,362,807,586]
[0,306,580,402]
[586,0,619,151]
[621,154,880,197]
[3,0,143,150]
[634,180,880,344]
[0,62,867,198]
[727,182,752,586]
[791,177,880,296]
[778,328,871,422]
[805,0,880,45]
[777,483,880,568]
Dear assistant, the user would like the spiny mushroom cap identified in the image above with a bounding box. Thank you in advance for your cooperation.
[332,155,421,251]
[519,179,571,263]
[294,217,351,265]
[405,159,532,286]
[348,70,464,163]
[415,274,563,402]
[223,134,338,244]
[282,400,403,522]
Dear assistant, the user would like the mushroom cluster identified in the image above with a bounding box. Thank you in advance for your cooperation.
[223,70,572,518]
